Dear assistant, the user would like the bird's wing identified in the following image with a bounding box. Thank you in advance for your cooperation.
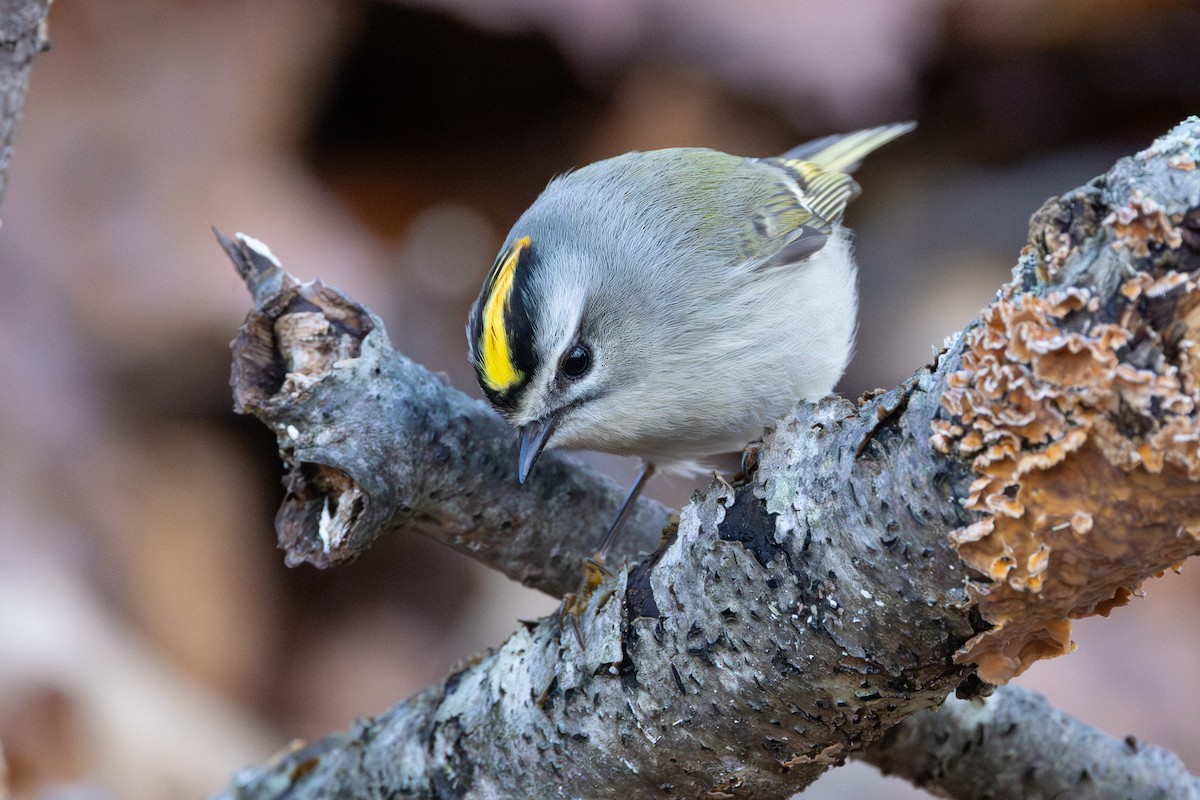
[744,123,914,271]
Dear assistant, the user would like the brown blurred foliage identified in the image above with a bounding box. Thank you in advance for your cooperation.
[0,1,1197,797]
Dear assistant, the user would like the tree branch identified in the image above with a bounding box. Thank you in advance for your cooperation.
[215,119,1200,799]
[0,0,51,209]
[862,683,1200,800]
[222,231,671,598]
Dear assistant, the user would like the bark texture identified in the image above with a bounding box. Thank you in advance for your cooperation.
[0,0,50,208]
[863,683,1200,800]
[216,119,1200,799]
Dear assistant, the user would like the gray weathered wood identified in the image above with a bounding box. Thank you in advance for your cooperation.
[0,0,50,208]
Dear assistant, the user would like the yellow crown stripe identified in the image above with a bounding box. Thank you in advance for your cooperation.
[480,236,530,391]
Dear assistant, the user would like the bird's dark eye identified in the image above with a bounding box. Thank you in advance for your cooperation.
[561,343,592,380]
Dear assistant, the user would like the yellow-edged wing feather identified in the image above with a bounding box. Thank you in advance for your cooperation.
[745,122,912,269]
[779,122,914,229]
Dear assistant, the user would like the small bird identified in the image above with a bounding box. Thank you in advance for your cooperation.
[468,123,913,562]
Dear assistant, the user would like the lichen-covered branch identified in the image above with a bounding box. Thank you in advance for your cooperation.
[222,387,978,800]
[862,683,1200,800]
[216,119,1200,799]
[0,0,51,208]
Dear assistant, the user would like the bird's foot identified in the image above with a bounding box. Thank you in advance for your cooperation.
[557,553,620,649]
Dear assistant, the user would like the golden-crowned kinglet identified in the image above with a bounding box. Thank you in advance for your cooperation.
[468,123,913,558]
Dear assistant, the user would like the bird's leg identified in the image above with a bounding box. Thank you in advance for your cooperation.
[586,462,656,575]
[561,462,656,648]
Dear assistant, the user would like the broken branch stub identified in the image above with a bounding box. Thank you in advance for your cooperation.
[219,230,671,597]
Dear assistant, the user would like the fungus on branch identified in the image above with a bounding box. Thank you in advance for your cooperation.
[931,125,1200,682]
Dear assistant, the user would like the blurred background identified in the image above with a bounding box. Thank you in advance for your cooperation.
[0,1,1197,797]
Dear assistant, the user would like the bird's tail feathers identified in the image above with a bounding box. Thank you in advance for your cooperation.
[781,122,916,175]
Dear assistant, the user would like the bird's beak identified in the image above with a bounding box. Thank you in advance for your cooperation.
[517,413,558,484]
